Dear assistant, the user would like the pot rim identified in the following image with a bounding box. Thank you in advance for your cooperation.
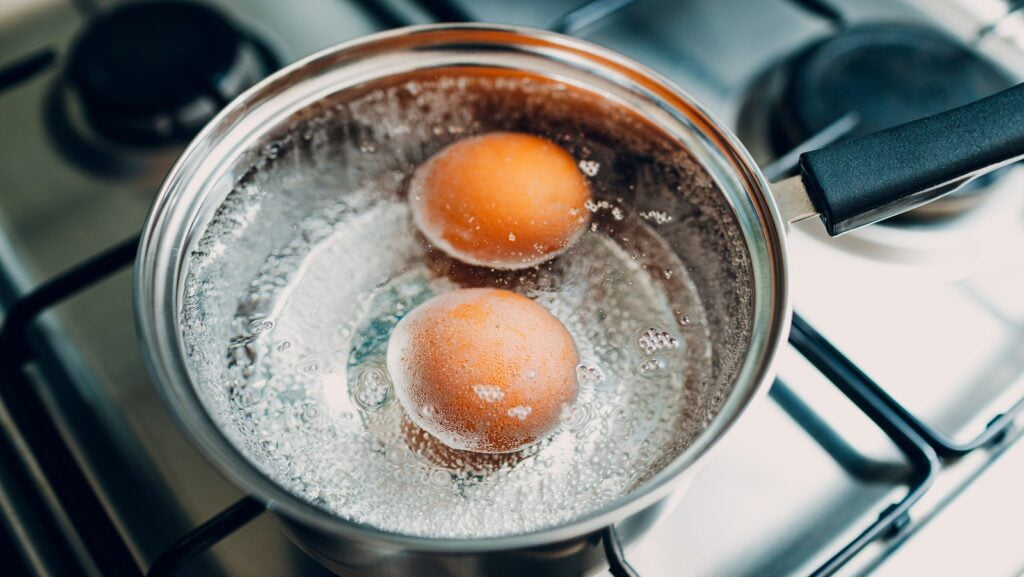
[134,22,790,552]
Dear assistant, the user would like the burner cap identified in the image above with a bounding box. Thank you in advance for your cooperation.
[773,23,1012,145]
[64,1,276,147]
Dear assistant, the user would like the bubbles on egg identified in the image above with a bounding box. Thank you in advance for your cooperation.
[473,384,506,403]
[507,406,533,420]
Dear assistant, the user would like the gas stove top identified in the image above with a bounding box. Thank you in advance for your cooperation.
[1,1,1023,576]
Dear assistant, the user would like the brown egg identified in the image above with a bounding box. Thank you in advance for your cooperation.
[386,288,579,453]
[409,132,591,269]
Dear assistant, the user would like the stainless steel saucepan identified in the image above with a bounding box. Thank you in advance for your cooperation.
[135,24,1024,577]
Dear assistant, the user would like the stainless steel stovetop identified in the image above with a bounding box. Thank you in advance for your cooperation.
[1,0,1023,576]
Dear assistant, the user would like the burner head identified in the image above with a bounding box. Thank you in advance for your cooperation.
[770,24,1014,221]
[64,1,276,147]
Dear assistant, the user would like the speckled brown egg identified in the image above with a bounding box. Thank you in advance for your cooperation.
[409,132,591,269]
[386,288,578,453]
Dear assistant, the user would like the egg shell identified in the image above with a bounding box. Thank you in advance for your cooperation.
[386,288,579,453]
[409,132,591,269]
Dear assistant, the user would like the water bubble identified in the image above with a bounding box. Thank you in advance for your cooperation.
[472,384,505,403]
[601,346,626,365]
[276,340,292,352]
[637,327,679,354]
[578,159,600,177]
[302,404,321,423]
[639,210,672,224]
[611,407,631,425]
[559,403,590,431]
[507,406,533,420]
[249,318,275,334]
[508,233,516,242]
[353,368,391,410]
[635,357,668,378]
[262,143,281,159]
[231,385,259,408]
[575,363,605,389]
[385,447,408,464]
[429,469,450,487]
[366,436,386,453]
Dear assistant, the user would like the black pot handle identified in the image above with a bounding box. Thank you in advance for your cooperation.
[797,82,1024,235]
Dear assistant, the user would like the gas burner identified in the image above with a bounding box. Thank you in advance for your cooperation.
[46,1,280,177]
[741,22,1014,223]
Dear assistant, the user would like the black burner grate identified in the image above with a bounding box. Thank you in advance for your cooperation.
[0,1,1012,575]
[0,232,939,577]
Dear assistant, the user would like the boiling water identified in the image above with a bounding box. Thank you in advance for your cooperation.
[181,73,723,539]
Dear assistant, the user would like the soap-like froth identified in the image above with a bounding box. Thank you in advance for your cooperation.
[387,288,579,453]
